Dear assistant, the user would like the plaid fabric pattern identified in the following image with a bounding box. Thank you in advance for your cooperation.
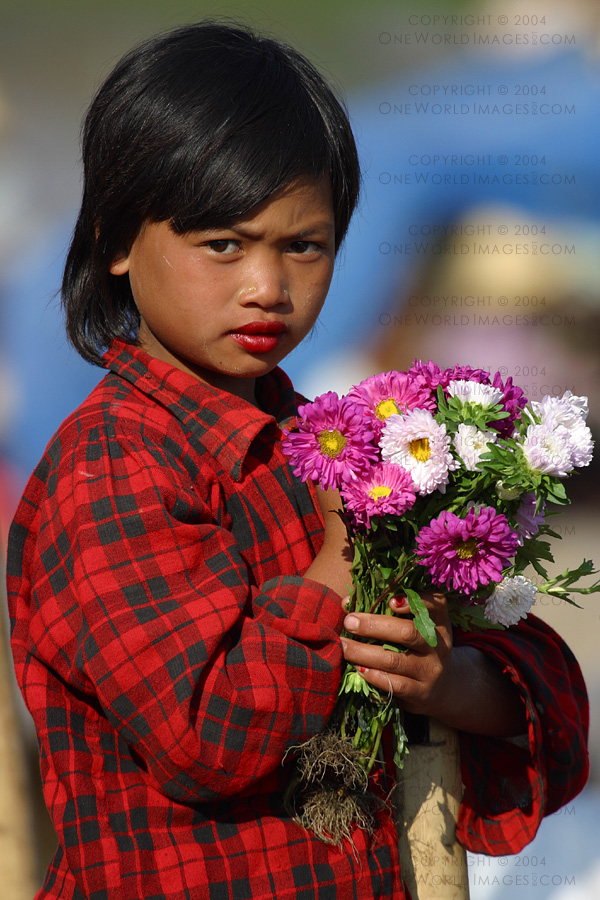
[6,340,588,899]
[454,615,589,855]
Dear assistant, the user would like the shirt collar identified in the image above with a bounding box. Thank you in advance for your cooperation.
[103,340,299,481]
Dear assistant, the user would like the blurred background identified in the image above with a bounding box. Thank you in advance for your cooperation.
[1,0,599,897]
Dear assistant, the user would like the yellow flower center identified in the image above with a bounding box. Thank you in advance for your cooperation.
[409,437,431,462]
[375,398,399,420]
[456,538,478,559]
[368,485,393,502]
[318,428,347,458]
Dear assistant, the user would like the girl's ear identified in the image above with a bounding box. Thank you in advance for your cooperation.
[96,221,132,276]
[109,252,131,276]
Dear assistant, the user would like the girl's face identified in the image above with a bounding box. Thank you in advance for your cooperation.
[110,176,335,404]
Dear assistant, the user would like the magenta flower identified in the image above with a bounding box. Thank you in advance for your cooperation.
[341,462,416,529]
[282,392,378,490]
[490,372,528,437]
[347,371,436,440]
[409,360,491,395]
[415,506,519,595]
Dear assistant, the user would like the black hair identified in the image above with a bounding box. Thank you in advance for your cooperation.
[62,20,360,365]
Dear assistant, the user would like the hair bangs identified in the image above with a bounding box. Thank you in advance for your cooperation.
[167,100,332,234]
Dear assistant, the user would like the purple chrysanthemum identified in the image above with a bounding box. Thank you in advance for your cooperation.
[346,370,436,439]
[514,492,545,545]
[340,462,416,529]
[490,372,528,437]
[282,391,379,490]
[409,360,491,395]
[415,506,519,595]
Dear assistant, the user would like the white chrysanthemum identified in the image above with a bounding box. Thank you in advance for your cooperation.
[453,423,497,471]
[562,390,589,421]
[531,390,589,429]
[567,420,593,468]
[521,423,574,477]
[380,408,459,495]
[484,575,537,627]
[447,380,504,408]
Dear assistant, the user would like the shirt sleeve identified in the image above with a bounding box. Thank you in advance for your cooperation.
[454,614,589,856]
[16,416,346,805]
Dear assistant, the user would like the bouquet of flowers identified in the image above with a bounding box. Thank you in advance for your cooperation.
[282,360,599,846]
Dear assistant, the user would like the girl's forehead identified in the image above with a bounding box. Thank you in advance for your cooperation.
[232,176,334,229]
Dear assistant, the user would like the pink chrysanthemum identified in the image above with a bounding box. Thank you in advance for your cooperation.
[340,462,416,529]
[415,506,519,595]
[346,370,436,439]
[282,391,378,490]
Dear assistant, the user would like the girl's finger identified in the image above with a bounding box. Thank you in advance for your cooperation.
[342,635,412,676]
[343,611,423,651]
[390,595,410,613]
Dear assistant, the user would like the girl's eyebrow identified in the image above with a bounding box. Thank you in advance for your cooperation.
[293,224,336,239]
[229,221,335,239]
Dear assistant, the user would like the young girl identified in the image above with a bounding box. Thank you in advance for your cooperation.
[6,21,588,900]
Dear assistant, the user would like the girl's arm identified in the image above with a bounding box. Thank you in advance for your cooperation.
[303,486,353,597]
[8,420,351,806]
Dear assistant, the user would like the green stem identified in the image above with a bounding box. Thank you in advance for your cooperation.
[365,721,385,775]
[367,562,416,614]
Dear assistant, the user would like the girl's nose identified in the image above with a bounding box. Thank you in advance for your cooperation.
[239,258,290,308]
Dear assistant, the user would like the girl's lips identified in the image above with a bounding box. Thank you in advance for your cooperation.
[229,321,287,353]
[234,321,287,334]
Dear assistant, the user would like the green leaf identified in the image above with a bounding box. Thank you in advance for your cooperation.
[450,603,505,632]
[404,587,437,647]
[543,477,568,503]
[382,643,408,654]
[535,559,600,607]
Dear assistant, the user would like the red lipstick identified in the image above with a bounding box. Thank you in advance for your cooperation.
[230,321,287,353]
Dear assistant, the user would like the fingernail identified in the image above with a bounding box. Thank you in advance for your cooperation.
[342,596,351,609]
[391,596,407,610]
[357,666,368,675]
[340,639,347,653]
[344,615,359,632]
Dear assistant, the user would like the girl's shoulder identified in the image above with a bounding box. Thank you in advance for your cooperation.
[46,368,178,457]
[26,368,209,503]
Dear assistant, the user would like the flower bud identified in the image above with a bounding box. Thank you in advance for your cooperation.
[495,480,521,501]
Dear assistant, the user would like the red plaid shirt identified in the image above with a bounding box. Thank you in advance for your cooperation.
[7,341,588,900]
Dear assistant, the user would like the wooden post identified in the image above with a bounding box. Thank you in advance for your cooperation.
[396,715,470,900]
[0,577,38,899]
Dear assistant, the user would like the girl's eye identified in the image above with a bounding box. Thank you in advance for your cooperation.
[288,241,320,254]
[206,239,240,254]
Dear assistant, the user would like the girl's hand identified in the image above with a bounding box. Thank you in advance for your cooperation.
[341,592,528,736]
[341,592,453,719]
